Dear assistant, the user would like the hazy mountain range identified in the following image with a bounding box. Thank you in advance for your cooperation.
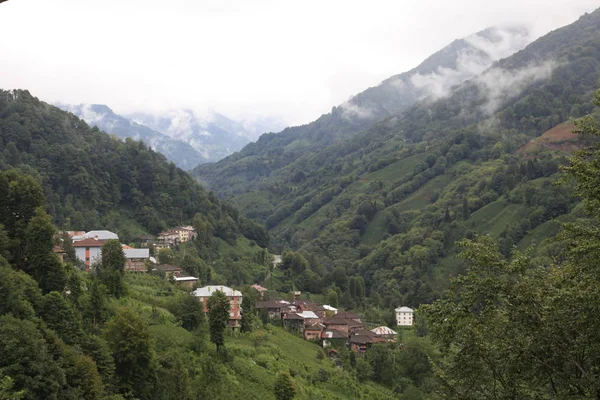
[57,104,285,169]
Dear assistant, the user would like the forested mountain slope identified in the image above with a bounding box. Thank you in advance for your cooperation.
[198,9,600,308]
[0,90,265,244]
[194,26,531,194]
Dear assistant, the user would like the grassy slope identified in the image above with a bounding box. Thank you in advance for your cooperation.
[121,274,396,400]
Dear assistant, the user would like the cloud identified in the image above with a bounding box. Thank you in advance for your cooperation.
[339,100,376,121]
[409,26,532,101]
[476,60,556,115]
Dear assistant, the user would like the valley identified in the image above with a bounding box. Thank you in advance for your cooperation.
[1,3,600,400]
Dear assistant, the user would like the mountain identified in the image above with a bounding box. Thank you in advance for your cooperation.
[0,89,268,245]
[127,110,252,163]
[57,103,205,170]
[193,25,532,193]
[192,9,600,307]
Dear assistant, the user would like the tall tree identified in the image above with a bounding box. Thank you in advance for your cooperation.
[240,294,256,333]
[25,207,66,293]
[206,290,230,352]
[0,171,45,267]
[99,240,126,298]
[104,308,157,399]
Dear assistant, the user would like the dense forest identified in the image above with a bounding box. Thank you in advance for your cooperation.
[192,9,600,310]
[0,89,267,245]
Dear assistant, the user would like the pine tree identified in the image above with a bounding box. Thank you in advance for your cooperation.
[206,290,231,352]
[99,240,125,298]
[240,295,256,333]
[25,207,66,294]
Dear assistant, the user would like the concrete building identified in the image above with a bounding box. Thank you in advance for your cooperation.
[395,306,414,326]
[191,286,243,330]
[73,238,107,268]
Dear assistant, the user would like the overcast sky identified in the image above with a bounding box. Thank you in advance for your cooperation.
[0,0,597,126]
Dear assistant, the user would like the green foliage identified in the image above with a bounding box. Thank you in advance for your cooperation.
[273,371,296,400]
[174,294,204,332]
[0,373,25,400]
[0,315,65,400]
[39,291,83,345]
[240,294,256,333]
[25,208,66,294]
[104,308,157,399]
[99,240,125,298]
[206,290,230,352]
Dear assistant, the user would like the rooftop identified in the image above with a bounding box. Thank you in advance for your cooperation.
[72,238,108,247]
[72,230,118,241]
[395,306,414,313]
[174,276,198,282]
[251,283,268,292]
[371,326,398,336]
[192,285,242,298]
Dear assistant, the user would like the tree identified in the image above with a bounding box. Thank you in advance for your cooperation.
[176,295,205,332]
[99,239,125,298]
[0,373,25,400]
[0,315,65,400]
[206,290,231,352]
[0,171,45,267]
[25,207,66,293]
[104,308,157,399]
[157,248,175,265]
[240,294,256,333]
[61,231,76,264]
[273,372,296,400]
[39,291,83,345]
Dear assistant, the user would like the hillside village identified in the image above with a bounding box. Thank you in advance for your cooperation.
[58,228,414,355]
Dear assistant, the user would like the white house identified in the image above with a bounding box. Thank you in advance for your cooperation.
[73,237,107,268]
[395,306,414,326]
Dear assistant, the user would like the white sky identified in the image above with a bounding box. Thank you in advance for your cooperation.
[0,0,597,126]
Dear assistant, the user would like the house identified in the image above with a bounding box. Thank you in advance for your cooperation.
[72,230,118,242]
[73,238,108,268]
[349,334,373,353]
[395,306,414,326]
[173,275,198,289]
[192,286,243,330]
[322,317,364,335]
[155,264,184,278]
[282,312,305,332]
[171,226,196,243]
[123,248,150,272]
[255,300,295,319]
[251,283,268,299]
[156,231,179,247]
[335,311,362,322]
[322,304,338,315]
[370,326,397,340]
[321,329,346,348]
[136,234,155,247]
[303,322,324,341]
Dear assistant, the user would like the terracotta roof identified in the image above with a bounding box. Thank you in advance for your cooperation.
[304,323,325,331]
[72,238,108,247]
